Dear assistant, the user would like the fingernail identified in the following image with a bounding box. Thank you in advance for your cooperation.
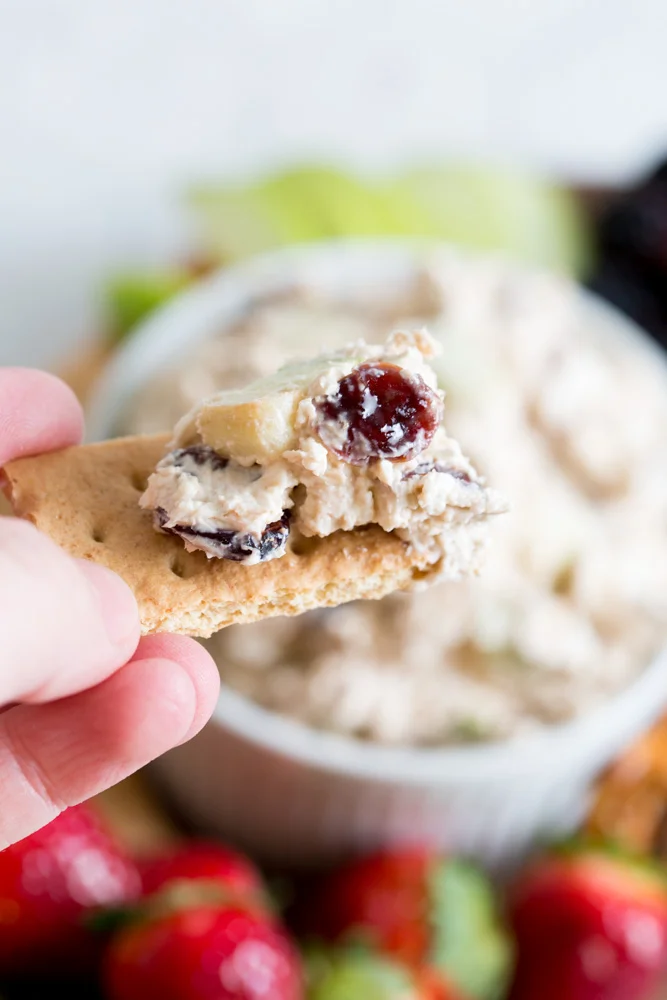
[76,560,140,655]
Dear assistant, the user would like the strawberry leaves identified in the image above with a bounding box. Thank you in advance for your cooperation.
[428,860,513,1000]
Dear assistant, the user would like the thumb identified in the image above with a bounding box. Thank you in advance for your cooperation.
[0,517,140,705]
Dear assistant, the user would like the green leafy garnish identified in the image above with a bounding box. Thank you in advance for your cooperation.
[105,270,191,343]
[305,945,415,1000]
[107,161,591,346]
[429,858,514,1000]
[396,164,591,276]
[190,162,590,278]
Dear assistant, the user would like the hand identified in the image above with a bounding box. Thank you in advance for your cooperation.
[0,368,220,848]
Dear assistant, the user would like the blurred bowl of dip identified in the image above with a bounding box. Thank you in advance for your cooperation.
[88,240,667,868]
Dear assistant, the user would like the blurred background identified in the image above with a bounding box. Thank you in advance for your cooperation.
[2,0,667,367]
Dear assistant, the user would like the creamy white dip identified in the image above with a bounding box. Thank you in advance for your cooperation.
[141,329,505,570]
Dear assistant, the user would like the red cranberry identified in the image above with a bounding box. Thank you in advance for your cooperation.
[314,362,443,464]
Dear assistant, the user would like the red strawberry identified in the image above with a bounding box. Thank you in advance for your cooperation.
[509,841,667,1000]
[304,849,432,966]
[0,803,141,977]
[297,848,512,1000]
[140,842,263,902]
[103,897,304,1000]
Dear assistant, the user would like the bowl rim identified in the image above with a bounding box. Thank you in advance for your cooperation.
[87,237,667,784]
[208,646,667,784]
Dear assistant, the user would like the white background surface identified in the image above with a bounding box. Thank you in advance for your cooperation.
[2,0,667,368]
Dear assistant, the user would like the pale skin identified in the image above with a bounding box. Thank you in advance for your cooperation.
[0,368,221,848]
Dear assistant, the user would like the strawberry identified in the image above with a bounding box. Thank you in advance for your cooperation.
[306,946,466,1000]
[296,848,512,1000]
[302,849,432,966]
[508,841,667,1000]
[140,842,264,902]
[0,803,141,977]
[103,893,304,1000]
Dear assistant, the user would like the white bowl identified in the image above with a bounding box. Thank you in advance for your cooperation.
[88,240,667,869]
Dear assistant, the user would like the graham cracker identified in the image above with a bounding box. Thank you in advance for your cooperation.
[3,435,441,636]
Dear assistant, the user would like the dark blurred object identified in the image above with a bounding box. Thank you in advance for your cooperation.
[0,982,102,999]
[587,158,667,347]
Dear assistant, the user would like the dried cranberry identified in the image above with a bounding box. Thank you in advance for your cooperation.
[154,508,290,563]
[314,362,443,465]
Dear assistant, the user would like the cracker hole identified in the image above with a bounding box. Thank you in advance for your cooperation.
[91,527,106,544]
[169,554,201,580]
[288,533,320,557]
[170,555,187,578]
[130,471,148,492]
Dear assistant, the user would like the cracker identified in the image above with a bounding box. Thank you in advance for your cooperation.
[3,435,442,636]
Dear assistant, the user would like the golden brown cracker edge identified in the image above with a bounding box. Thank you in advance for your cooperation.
[3,434,438,637]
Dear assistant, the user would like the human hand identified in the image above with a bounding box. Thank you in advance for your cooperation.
[0,368,221,847]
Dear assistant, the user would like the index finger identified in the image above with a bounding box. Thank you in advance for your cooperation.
[0,369,140,703]
[0,368,84,467]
